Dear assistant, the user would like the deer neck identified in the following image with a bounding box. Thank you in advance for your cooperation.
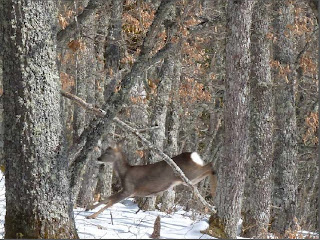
[113,154,130,178]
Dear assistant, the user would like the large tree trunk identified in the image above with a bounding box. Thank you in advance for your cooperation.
[241,0,273,238]
[1,0,78,238]
[270,0,298,236]
[209,0,254,238]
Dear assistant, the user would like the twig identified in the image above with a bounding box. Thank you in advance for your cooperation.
[110,211,114,225]
[135,198,148,214]
[61,90,106,117]
[61,91,217,213]
[295,27,318,65]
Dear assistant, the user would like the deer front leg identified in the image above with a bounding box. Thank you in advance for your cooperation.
[86,190,131,219]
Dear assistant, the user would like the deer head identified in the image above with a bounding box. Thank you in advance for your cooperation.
[86,142,217,219]
[97,141,123,164]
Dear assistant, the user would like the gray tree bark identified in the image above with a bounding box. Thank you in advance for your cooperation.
[1,0,78,238]
[74,1,100,208]
[209,0,254,238]
[94,0,123,203]
[142,55,175,211]
[199,0,226,200]
[241,0,273,238]
[270,0,298,235]
[160,54,182,212]
[94,0,114,202]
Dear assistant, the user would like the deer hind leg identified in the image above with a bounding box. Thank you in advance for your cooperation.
[86,190,131,219]
[86,201,104,211]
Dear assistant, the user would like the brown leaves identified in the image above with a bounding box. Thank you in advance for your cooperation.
[299,56,317,75]
[68,39,86,53]
[60,72,75,91]
[303,111,318,145]
[270,60,291,83]
[58,14,69,30]
[135,150,145,158]
[179,78,211,106]
[58,7,75,29]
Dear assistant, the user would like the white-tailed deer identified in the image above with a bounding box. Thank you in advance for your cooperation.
[86,142,217,219]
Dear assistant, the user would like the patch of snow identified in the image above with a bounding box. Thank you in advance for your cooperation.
[74,199,215,239]
[0,172,317,239]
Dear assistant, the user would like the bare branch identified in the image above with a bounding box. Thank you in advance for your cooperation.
[140,0,179,57]
[295,27,318,65]
[61,90,106,117]
[57,0,106,43]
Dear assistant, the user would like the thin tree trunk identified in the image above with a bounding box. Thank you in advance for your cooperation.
[160,55,182,212]
[241,0,273,238]
[142,55,175,211]
[74,8,95,207]
[93,0,114,201]
[270,0,298,235]
[200,0,226,199]
[1,0,78,238]
[95,0,123,203]
[70,0,124,205]
[209,0,254,238]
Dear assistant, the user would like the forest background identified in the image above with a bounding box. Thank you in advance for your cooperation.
[0,0,318,239]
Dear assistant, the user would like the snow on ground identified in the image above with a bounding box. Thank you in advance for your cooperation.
[0,172,317,239]
[0,172,215,239]
[0,175,5,238]
[74,199,215,239]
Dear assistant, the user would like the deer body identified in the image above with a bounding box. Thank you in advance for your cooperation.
[86,144,217,219]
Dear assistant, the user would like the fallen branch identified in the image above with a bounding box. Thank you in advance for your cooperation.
[61,90,216,213]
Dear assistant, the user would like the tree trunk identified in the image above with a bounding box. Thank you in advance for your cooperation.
[68,0,176,204]
[95,0,123,202]
[74,5,99,207]
[70,0,123,205]
[270,0,298,235]
[92,0,114,202]
[1,0,78,238]
[200,0,226,200]
[160,54,182,212]
[209,0,254,238]
[241,0,273,238]
[142,55,175,211]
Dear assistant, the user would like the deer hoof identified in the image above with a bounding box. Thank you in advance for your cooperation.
[86,214,97,219]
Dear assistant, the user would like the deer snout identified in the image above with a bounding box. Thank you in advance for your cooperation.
[97,153,114,163]
[96,155,108,166]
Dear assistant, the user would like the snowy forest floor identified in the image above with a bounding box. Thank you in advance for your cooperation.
[0,173,317,239]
